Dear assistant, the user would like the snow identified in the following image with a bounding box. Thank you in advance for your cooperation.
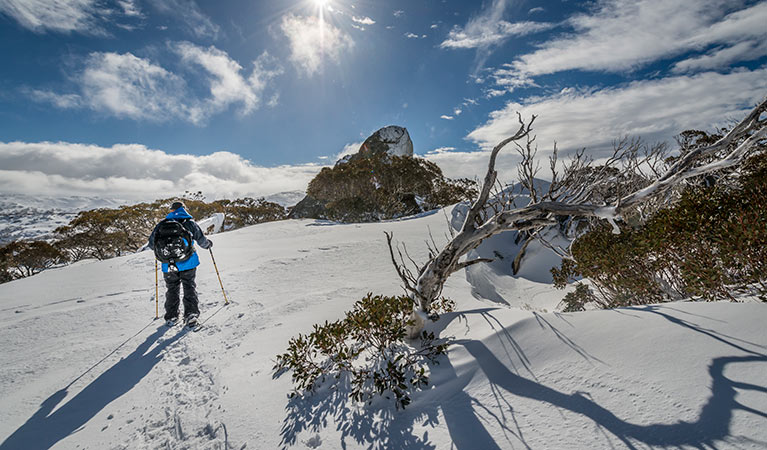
[1,205,765,449]
[197,213,224,234]
[0,195,127,244]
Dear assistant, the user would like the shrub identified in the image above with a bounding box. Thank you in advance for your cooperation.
[552,151,767,306]
[558,283,596,312]
[305,154,477,222]
[0,240,68,279]
[0,196,287,284]
[273,293,454,409]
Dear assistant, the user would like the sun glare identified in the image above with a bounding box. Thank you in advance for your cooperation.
[314,0,330,7]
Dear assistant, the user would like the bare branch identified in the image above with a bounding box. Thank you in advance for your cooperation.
[453,258,494,273]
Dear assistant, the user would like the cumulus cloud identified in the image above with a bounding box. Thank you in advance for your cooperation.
[280,13,354,76]
[509,0,767,78]
[468,68,767,160]
[426,146,456,155]
[0,0,104,34]
[175,43,283,115]
[78,51,198,122]
[352,15,374,25]
[333,141,363,162]
[428,67,766,183]
[440,115,454,120]
[29,44,282,125]
[424,149,533,187]
[0,141,323,201]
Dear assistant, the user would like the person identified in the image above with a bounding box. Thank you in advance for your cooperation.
[148,201,213,327]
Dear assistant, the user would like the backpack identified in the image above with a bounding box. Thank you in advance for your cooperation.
[153,219,194,270]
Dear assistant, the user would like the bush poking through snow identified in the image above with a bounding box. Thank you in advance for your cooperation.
[273,293,454,409]
[294,153,477,222]
[552,151,767,308]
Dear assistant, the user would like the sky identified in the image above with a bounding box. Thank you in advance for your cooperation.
[0,0,766,202]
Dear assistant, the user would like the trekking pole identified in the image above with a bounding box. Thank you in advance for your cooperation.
[209,248,229,305]
[155,259,159,319]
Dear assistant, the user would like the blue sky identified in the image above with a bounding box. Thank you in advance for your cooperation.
[1,0,766,201]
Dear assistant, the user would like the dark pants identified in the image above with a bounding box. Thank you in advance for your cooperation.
[163,268,199,320]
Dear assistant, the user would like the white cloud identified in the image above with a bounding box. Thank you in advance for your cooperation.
[485,88,507,98]
[468,68,767,161]
[453,108,463,116]
[510,0,767,78]
[280,13,354,76]
[175,43,283,115]
[426,146,456,155]
[528,7,545,15]
[79,52,194,122]
[440,115,454,120]
[430,24,438,29]
[146,0,219,39]
[0,141,323,201]
[0,0,104,34]
[333,141,362,162]
[26,89,83,108]
[404,32,420,39]
[672,40,767,74]
[428,67,767,183]
[352,15,375,25]
[117,0,141,18]
[439,0,554,73]
[393,10,404,18]
[30,45,282,124]
[441,20,554,49]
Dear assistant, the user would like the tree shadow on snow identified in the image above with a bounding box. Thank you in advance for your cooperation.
[449,306,767,449]
[277,367,442,450]
[1,325,183,450]
[278,306,767,449]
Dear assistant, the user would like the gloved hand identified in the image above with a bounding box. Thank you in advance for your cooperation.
[202,239,213,249]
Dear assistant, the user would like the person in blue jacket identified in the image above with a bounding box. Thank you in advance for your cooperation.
[148,201,213,327]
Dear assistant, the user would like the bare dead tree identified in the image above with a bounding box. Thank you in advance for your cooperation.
[387,98,767,337]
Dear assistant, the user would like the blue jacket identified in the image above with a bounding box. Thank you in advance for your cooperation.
[148,207,211,273]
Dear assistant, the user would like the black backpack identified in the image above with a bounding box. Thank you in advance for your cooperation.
[153,219,194,269]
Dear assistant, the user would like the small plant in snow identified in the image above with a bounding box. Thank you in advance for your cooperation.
[273,293,453,409]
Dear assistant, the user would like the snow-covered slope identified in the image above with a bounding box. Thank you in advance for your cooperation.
[0,195,128,244]
[0,206,765,449]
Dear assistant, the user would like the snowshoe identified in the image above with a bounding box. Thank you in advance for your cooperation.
[185,314,202,331]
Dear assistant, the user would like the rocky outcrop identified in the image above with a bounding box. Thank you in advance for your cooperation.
[289,125,473,222]
[337,126,413,165]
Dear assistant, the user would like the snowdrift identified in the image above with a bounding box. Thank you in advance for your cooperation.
[0,205,765,449]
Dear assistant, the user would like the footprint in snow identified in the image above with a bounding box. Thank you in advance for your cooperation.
[304,434,322,448]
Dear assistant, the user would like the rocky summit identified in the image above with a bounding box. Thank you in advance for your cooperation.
[337,126,413,165]
[289,125,473,222]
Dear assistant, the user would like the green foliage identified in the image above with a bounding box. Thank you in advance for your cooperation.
[552,151,767,307]
[307,154,477,222]
[558,283,596,312]
[1,196,287,284]
[0,240,68,279]
[273,293,454,409]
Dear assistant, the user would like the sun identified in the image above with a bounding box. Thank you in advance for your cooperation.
[313,0,330,7]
